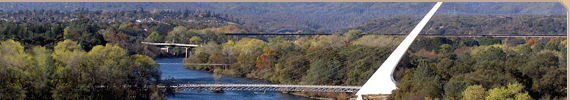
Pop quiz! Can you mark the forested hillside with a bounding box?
[0,2,565,32]
[342,15,566,35]
[0,8,241,27]
[0,39,163,99]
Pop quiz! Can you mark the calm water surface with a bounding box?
[157,58,311,100]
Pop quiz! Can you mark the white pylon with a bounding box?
[356,2,443,100]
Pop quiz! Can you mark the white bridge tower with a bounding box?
[356,2,443,100]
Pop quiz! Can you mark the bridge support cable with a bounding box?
[356,2,443,100]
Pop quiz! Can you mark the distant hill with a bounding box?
[341,15,567,35]
[0,2,566,32]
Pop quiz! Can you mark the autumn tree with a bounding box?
[462,85,486,100]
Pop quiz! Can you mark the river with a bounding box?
[157,58,312,100]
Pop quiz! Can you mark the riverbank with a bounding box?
[181,58,353,99]
[288,92,337,100]
[157,58,312,100]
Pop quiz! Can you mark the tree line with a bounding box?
[183,29,566,99]
[0,8,241,26]
[0,12,249,58]
[0,9,251,99]
[0,39,162,99]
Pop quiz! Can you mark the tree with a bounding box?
[0,39,28,99]
[0,39,30,69]
[188,36,203,44]
[64,16,106,51]
[165,26,191,43]
[462,85,486,100]
[343,30,361,43]
[51,39,88,99]
[479,47,506,61]
[412,59,431,82]
[234,38,267,75]
[462,39,479,46]
[26,46,55,99]
[518,45,532,55]
[486,83,531,100]
[533,68,566,98]
[514,93,533,100]
[127,54,161,98]
[52,39,84,67]
[305,58,342,85]
[199,28,226,44]
[444,80,469,99]
[439,44,452,53]
[312,35,345,48]
[144,31,161,42]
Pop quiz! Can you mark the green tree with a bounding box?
[144,31,161,42]
[0,39,31,68]
[188,36,203,44]
[439,44,452,53]
[486,83,530,100]
[0,39,29,99]
[26,46,56,99]
[343,30,362,43]
[51,40,88,99]
[462,85,486,100]
[165,26,190,43]
[479,47,506,61]
[127,54,161,98]
[64,17,106,51]
[514,92,533,100]
[52,40,84,66]
[412,59,431,82]
[532,67,566,99]
[305,58,342,85]
[435,57,454,79]
[444,80,469,99]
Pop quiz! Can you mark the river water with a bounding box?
[157,58,311,100]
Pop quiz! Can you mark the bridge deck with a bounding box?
[223,33,567,38]
[161,84,361,93]
[141,42,199,47]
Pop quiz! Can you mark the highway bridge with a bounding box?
[224,33,567,38]
[140,42,199,47]
[141,42,199,58]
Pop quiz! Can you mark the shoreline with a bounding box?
[287,92,335,100]
[180,60,346,99]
